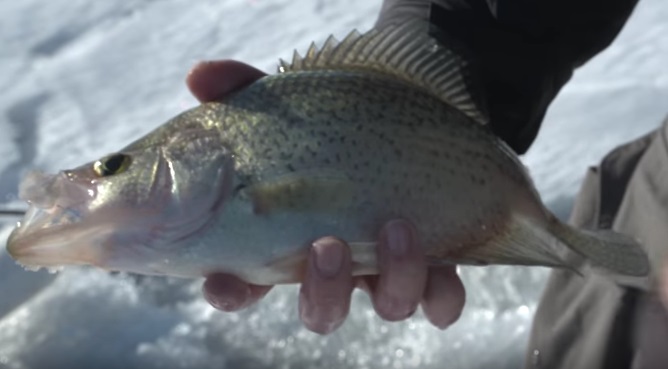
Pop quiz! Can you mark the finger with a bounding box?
[372,219,427,321]
[186,60,266,103]
[660,259,668,311]
[421,266,466,329]
[299,237,354,335]
[203,273,272,312]
[354,275,377,295]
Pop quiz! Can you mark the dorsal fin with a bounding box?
[277,19,488,125]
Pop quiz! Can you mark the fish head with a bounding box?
[7,128,234,275]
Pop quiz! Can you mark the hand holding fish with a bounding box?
[187,60,466,334]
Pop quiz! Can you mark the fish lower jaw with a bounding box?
[6,226,107,272]
[9,247,100,271]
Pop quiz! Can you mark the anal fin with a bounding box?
[445,215,578,273]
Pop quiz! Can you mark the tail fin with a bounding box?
[548,221,650,277]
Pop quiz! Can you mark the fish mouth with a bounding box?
[5,170,104,269]
[6,207,105,269]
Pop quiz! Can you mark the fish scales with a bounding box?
[6,18,650,284]
[226,70,516,252]
[148,69,514,261]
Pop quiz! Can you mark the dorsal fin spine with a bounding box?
[332,31,361,64]
[381,31,413,65]
[276,19,488,125]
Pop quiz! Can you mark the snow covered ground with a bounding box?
[0,0,666,368]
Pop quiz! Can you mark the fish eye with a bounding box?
[93,153,132,177]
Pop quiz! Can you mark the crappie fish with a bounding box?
[6,19,649,284]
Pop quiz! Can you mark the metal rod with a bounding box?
[0,210,26,217]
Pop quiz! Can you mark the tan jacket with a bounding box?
[524,117,668,369]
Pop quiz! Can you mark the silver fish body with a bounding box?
[6,20,649,283]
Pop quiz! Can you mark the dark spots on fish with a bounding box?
[336,153,341,163]
[395,148,403,158]
[469,174,490,187]
[287,164,295,172]
[279,152,293,161]
[463,149,481,159]
[369,110,384,122]
[304,143,316,155]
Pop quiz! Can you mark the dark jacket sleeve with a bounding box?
[376,0,639,154]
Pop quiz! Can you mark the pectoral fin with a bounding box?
[247,169,354,215]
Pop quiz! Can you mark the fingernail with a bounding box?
[319,319,345,335]
[376,292,417,320]
[377,295,416,321]
[205,287,250,312]
[202,276,251,312]
[212,297,239,312]
[313,239,344,278]
[385,220,411,256]
[435,315,459,330]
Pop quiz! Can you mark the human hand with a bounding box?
[187,60,466,334]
